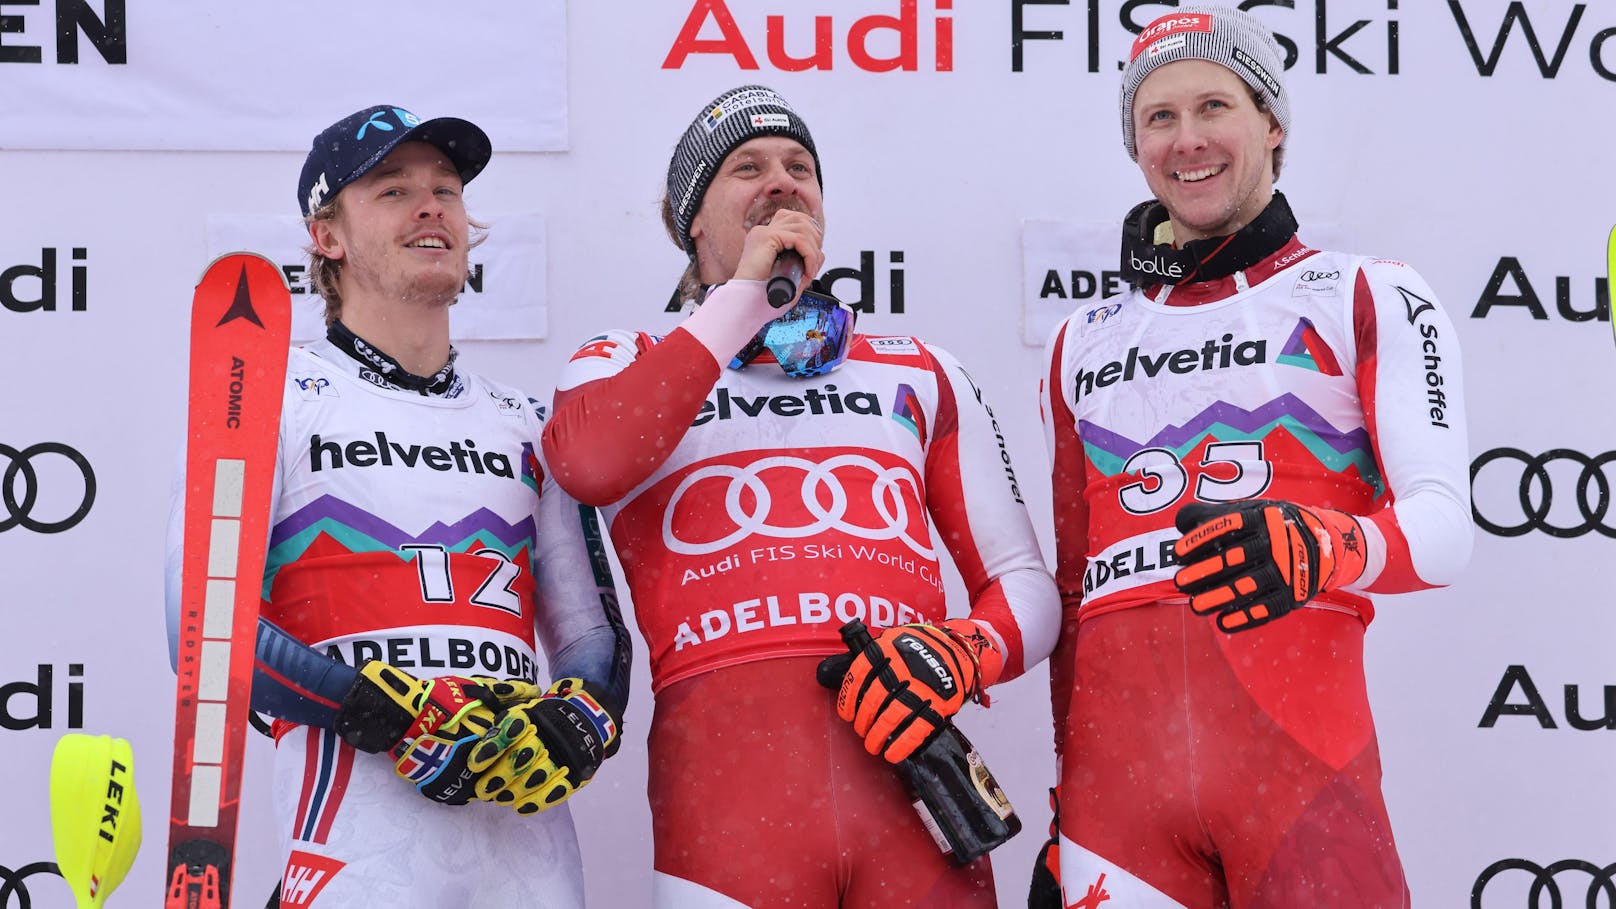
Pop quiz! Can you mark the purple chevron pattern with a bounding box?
[1079,393,1374,467]
[269,494,536,550]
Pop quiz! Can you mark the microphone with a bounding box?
[766,250,805,308]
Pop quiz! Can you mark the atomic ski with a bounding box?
[165,253,291,909]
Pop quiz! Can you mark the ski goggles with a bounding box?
[730,289,858,378]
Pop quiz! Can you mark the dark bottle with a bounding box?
[826,620,1022,865]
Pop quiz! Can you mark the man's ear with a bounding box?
[310,218,345,261]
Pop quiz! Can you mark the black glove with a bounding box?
[818,620,1003,763]
[334,661,539,805]
[1028,787,1061,908]
[467,678,623,815]
[1172,499,1367,632]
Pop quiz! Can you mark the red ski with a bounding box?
[165,253,291,909]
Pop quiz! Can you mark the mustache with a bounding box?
[745,197,811,228]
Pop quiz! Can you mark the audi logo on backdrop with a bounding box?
[0,860,61,908]
[1472,858,1616,907]
[1470,448,1616,539]
[1,443,96,534]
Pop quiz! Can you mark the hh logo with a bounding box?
[1070,872,1110,908]
[281,851,345,906]
[572,337,619,361]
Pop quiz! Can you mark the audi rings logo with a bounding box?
[0,861,62,909]
[662,454,936,558]
[1472,858,1616,907]
[2,443,95,534]
[1470,448,1616,539]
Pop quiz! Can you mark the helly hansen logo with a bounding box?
[308,432,516,477]
[1073,334,1268,402]
[281,851,344,907]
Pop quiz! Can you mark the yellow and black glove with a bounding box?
[334,661,540,805]
[819,619,1004,763]
[466,678,622,815]
[1172,499,1368,633]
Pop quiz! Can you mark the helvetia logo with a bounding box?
[1072,334,1268,402]
[692,385,882,426]
[307,433,515,477]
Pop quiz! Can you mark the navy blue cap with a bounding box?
[297,105,491,218]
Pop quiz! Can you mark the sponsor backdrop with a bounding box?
[2,1,1612,906]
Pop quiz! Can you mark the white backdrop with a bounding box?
[3,1,1614,907]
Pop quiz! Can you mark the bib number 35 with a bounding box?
[1118,441,1272,516]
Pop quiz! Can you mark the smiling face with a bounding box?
[310,141,470,310]
[688,135,824,286]
[1131,58,1283,244]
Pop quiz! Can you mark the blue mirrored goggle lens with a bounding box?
[730,291,856,377]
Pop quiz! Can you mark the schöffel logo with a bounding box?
[1472,858,1616,907]
[1073,335,1268,403]
[307,433,517,477]
[692,385,882,426]
[1470,448,1616,539]
[1397,285,1451,429]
